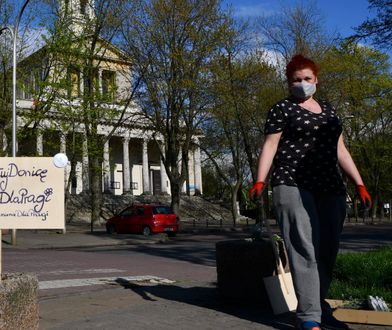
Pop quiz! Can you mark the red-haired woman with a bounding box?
[249,54,371,330]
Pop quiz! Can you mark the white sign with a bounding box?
[0,157,64,229]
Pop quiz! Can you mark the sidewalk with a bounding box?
[2,221,392,251]
[4,222,392,330]
[1,224,161,250]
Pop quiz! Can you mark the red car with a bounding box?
[106,204,179,236]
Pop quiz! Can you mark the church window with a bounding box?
[67,67,80,98]
[80,0,88,15]
[102,70,116,101]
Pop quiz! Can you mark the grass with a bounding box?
[328,246,392,304]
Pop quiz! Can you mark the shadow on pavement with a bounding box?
[84,239,220,266]
[133,244,217,266]
[114,278,294,330]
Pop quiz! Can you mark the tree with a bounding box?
[17,0,139,231]
[120,0,229,215]
[0,0,38,155]
[319,41,392,218]
[353,0,392,50]
[205,44,284,223]
[255,0,335,62]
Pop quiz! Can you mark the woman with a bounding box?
[249,54,371,330]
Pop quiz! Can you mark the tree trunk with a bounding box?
[371,196,378,223]
[230,181,241,226]
[170,181,181,218]
[90,154,103,232]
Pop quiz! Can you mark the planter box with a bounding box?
[0,273,39,330]
[216,238,288,305]
[327,299,392,326]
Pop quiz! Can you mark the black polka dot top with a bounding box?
[264,97,346,195]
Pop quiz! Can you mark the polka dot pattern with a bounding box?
[264,98,346,195]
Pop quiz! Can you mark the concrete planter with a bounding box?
[0,273,39,330]
[216,238,288,306]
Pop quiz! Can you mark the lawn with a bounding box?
[328,246,392,305]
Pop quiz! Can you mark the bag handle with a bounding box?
[257,200,291,294]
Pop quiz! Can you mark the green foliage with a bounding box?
[319,41,392,207]
[329,247,392,303]
[121,0,232,214]
[201,165,229,201]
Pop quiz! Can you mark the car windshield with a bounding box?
[152,206,173,215]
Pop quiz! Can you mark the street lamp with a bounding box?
[0,0,32,245]
[13,0,32,157]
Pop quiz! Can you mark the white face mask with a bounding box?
[290,81,316,99]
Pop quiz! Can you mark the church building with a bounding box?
[15,0,203,197]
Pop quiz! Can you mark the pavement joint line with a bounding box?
[39,275,176,290]
[42,268,125,275]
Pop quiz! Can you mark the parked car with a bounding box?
[106,204,179,236]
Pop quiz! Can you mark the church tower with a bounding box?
[59,0,95,36]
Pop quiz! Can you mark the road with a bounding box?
[3,233,229,294]
[3,227,392,330]
[7,232,286,330]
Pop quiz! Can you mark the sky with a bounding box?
[13,0,378,42]
[225,0,374,40]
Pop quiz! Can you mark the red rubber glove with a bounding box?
[356,185,372,208]
[249,181,265,200]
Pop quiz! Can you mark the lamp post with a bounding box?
[0,26,16,245]
[0,0,32,245]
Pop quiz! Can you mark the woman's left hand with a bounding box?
[356,185,372,208]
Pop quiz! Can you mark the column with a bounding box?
[193,145,202,195]
[142,138,150,194]
[122,137,131,194]
[2,132,7,154]
[76,161,83,194]
[82,138,89,191]
[103,140,111,193]
[187,149,194,195]
[160,156,168,194]
[98,69,103,94]
[80,71,84,94]
[36,132,43,156]
[178,147,186,193]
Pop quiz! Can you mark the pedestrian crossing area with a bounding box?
[39,274,175,290]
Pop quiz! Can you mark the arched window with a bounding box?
[80,0,88,15]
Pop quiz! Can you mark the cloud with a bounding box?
[261,48,284,67]
[233,4,275,18]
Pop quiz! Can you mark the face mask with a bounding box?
[290,81,316,99]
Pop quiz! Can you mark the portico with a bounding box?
[17,125,202,197]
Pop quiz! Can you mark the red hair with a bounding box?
[286,54,318,80]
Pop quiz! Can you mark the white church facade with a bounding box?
[14,0,203,197]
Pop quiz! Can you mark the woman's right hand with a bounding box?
[249,181,265,200]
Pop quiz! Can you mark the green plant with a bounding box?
[328,247,392,304]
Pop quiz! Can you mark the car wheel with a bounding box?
[107,225,116,235]
[142,226,151,236]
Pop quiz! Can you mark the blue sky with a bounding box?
[224,0,373,39]
[16,0,375,41]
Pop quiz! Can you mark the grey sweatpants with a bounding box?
[272,185,346,323]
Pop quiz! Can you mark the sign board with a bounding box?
[0,157,64,229]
